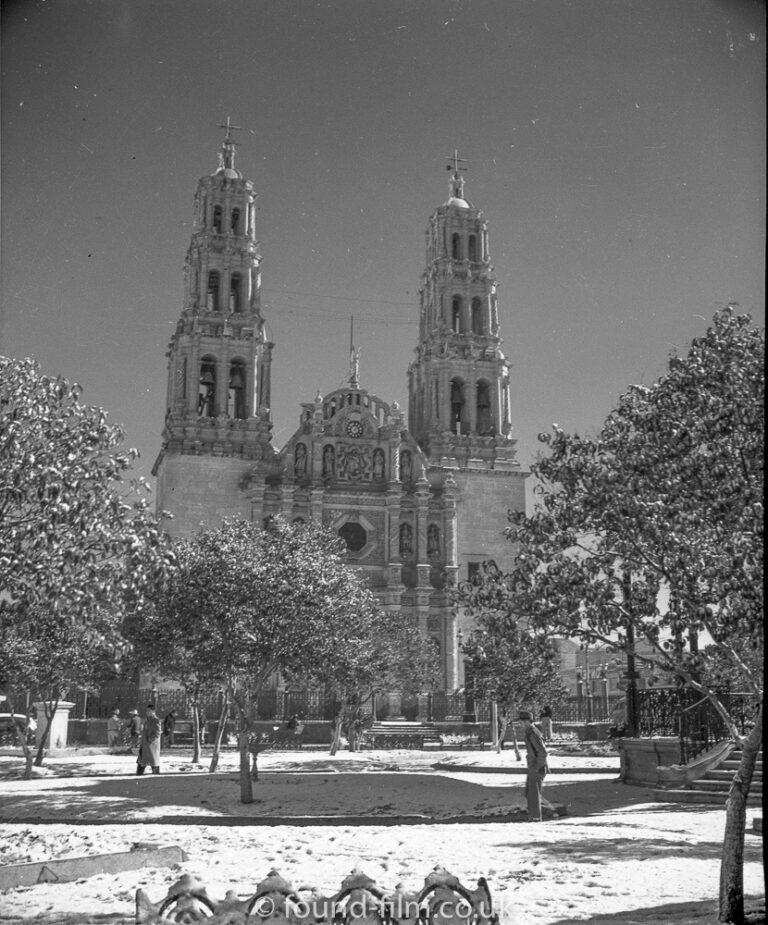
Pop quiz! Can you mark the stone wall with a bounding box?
[451,468,526,580]
[155,454,254,537]
[617,737,681,786]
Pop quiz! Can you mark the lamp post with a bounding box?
[622,572,640,737]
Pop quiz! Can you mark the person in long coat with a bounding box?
[519,710,549,821]
[136,704,161,775]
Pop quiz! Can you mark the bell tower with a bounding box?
[408,154,518,469]
[153,122,276,536]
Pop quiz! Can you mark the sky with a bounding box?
[1,0,765,496]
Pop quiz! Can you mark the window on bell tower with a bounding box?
[471,298,483,335]
[231,207,240,233]
[207,271,220,311]
[198,357,217,417]
[451,297,462,333]
[229,274,241,313]
[213,205,223,233]
[450,378,465,434]
[228,360,246,418]
[451,233,461,260]
[468,235,478,261]
[477,380,492,435]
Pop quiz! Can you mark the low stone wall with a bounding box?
[617,737,680,786]
[68,718,107,746]
[554,722,611,741]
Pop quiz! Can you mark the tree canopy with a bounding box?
[506,307,763,715]
[0,357,172,623]
[135,516,394,799]
[483,307,762,923]
[455,559,566,748]
[0,357,174,774]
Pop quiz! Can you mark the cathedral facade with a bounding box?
[153,132,527,689]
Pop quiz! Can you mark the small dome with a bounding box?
[213,166,242,179]
[445,196,469,208]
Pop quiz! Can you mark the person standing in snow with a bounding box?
[136,704,161,775]
[519,710,548,821]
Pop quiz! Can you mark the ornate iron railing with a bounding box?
[637,687,759,763]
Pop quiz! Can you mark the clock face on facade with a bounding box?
[346,419,363,438]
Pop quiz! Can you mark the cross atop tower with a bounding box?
[445,149,468,199]
[217,117,241,141]
[216,117,241,171]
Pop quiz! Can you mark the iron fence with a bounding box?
[636,687,758,763]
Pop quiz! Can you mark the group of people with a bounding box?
[105,704,181,774]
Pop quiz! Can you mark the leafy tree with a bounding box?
[0,608,119,775]
[455,560,567,754]
[304,606,441,755]
[497,308,762,924]
[0,357,174,774]
[138,516,391,802]
[127,595,225,768]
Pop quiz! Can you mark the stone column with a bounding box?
[440,367,451,431]
[466,379,477,435]
[188,339,201,415]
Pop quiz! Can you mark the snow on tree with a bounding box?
[495,307,761,924]
[0,357,173,776]
[137,516,396,803]
[455,559,568,755]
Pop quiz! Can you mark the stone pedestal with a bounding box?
[34,701,75,749]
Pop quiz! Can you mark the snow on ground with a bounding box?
[0,747,763,924]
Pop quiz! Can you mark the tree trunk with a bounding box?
[509,717,521,761]
[34,697,59,767]
[496,717,505,754]
[7,696,34,780]
[718,704,762,924]
[238,729,253,803]
[329,717,344,756]
[191,701,201,764]
[209,693,229,773]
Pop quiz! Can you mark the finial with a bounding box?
[348,315,360,388]
[444,148,468,200]
[216,117,241,171]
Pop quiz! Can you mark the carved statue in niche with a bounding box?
[322,444,335,478]
[400,450,412,481]
[399,522,413,557]
[372,448,385,481]
[337,444,371,481]
[427,524,441,561]
[294,443,307,478]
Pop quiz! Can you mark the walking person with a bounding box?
[162,709,176,748]
[126,709,142,752]
[136,704,162,775]
[107,709,121,749]
[519,710,549,821]
[539,705,553,743]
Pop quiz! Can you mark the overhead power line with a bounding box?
[262,287,415,307]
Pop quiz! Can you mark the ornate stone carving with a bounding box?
[337,444,372,481]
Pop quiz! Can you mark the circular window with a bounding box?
[339,521,367,552]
